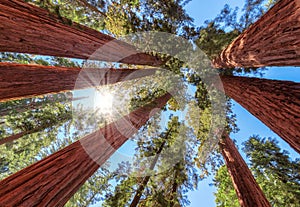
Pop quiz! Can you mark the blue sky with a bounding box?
[92,1,299,206]
[184,1,300,207]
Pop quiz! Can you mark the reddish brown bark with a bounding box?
[219,133,271,207]
[219,75,300,154]
[213,0,300,68]
[0,63,157,102]
[0,93,171,207]
[0,0,162,66]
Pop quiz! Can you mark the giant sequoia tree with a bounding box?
[1,0,298,206]
[213,0,300,68]
[0,0,162,66]
[0,93,171,207]
[0,63,157,102]
[215,135,300,207]
[219,133,270,207]
[218,75,300,153]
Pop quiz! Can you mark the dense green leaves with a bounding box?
[2,0,295,206]
[214,136,300,207]
[243,136,300,206]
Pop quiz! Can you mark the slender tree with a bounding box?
[0,95,86,117]
[218,75,300,153]
[0,0,162,66]
[213,0,300,68]
[0,111,71,145]
[219,133,271,207]
[0,63,157,102]
[130,129,171,207]
[0,93,171,207]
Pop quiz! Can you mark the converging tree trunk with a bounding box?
[213,0,300,68]
[0,0,162,66]
[0,93,171,207]
[130,130,171,207]
[219,75,300,154]
[0,63,157,102]
[219,133,271,207]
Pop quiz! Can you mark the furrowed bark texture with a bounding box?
[219,133,271,207]
[220,75,300,154]
[0,93,171,207]
[0,0,162,66]
[0,63,157,102]
[213,0,300,68]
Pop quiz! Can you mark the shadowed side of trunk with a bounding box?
[0,93,171,207]
[219,133,271,207]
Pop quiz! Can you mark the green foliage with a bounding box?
[66,167,114,207]
[101,0,196,41]
[26,0,106,30]
[103,116,199,206]
[214,136,300,207]
[0,93,73,177]
[243,136,300,206]
[0,52,81,67]
[213,165,239,207]
[195,22,240,60]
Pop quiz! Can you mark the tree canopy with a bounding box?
[0,0,298,206]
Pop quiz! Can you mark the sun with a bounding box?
[94,90,114,114]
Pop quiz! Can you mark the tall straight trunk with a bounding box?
[0,0,162,66]
[219,133,271,207]
[219,75,300,153]
[0,112,72,145]
[0,93,171,207]
[0,96,87,117]
[130,130,171,207]
[213,0,300,68]
[0,63,157,102]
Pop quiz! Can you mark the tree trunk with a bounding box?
[0,93,171,207]
[0,96,87,117]
[219,133,271,207]
[219,75,300,154]
[169,164,179,207]
[0,112,72,145]
[213,0,300,68]
[0,63,157,102]
[130,130,171,207]
[0,0,162,66]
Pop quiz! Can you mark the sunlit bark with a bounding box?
[213,0,300,68]
[0,93,171,207]
[219,75,300,153]
[0,0,162,66]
